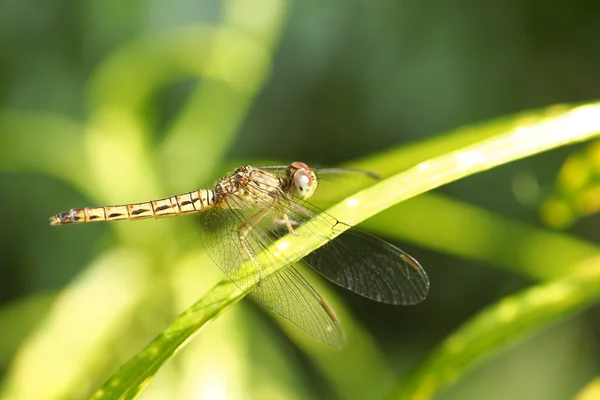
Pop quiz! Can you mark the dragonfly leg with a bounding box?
[283,213,297,235]
[237,208,270,287]
[280,213,331,240]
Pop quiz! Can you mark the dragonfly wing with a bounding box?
[250,266,343,348]
[303,225,429,305]
[199,201,343,347]
[270,196,430,305]
[199,205,267,292]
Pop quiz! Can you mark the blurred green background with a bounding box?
[0,1,599,399]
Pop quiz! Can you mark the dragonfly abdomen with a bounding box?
[49,189,216,225]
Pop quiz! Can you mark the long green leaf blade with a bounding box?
[392,256,600,400]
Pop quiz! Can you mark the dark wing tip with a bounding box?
[399,253,430,305]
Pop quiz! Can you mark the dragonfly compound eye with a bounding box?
[293,169,318,199]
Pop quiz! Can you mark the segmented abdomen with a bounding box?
[49,189,215,225]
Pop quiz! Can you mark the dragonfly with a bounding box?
[50,161,429,347]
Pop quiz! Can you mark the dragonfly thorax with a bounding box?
[215,165,284,209]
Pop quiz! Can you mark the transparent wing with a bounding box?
[259,165,380,208]
[251,266,343,348]
[263,186,430,305]
[258,165,379,180]
[199,199,343,347]
[199,202,269,292]
[302,225,429,305]
[254,165,288,176]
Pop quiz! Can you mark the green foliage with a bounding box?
[541,139,600,229]
[1,1,599,400]
[394,257,600,399]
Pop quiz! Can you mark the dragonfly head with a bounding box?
[287,161,318,200]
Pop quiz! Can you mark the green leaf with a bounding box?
[350,103,596,177]
[91,278,244,400]
[540,138,600,228]
[0,248,154,400]
[574,377,600,400]
[364,193,600,281]
[0,292,56,368]
[392,256,600,400]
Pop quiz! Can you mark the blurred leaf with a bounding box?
[86,2,288,193]
[160,0,288,190]
[170,257,314,400]
[157,25,275,190]
[90,276,244,400]
[0,248,154,400]
[85,25,266,192]
[364,193,600,281]
[541,138,600,228]
[392,256,600,400]
[0,292,55,368]
[575,377,600,400]
[349,104,588,177]
[437,318,596,400]
[0,112,89,191]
